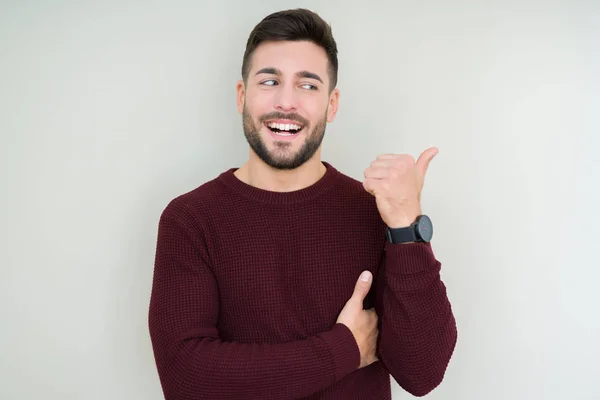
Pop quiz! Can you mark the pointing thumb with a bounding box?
[351,270,372,304]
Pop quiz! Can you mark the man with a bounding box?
[148,8,457,400]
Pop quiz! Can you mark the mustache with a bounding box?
[259,112,309,126]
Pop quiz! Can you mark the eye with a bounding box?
[260,79,278,86]
[300,83,318,90]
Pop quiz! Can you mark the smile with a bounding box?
[264,121,304,136]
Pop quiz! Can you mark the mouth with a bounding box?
[264,120,304,138]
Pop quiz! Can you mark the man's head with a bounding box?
[236,9,340,170]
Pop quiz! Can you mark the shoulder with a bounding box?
[326,164,387,239]
[158,171,231,227]
[329,165,383,221]
[333,167,377,205]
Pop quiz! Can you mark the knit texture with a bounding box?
[148,161,457,400]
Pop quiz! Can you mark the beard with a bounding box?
[242,106,327,170]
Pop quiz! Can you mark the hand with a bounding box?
[363,147,438,228]
[336,270,379,369]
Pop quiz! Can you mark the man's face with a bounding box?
[237,40,339,170]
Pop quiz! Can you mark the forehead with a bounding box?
[249,40,329,81]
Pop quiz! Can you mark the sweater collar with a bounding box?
[217,161,341,205]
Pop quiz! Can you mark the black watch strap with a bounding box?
[385,225,418,244]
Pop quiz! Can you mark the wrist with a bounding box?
[387,216,418,229]
[386,215,433,244]
[320,324,361,379]
[386,209,421,229]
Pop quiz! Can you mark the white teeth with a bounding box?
[267,122,302,131]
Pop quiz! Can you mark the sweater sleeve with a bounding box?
[373,241,458,397]
[148,204,360,400]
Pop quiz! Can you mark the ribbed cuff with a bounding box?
[385,241,439,275]
[319,323,360,383]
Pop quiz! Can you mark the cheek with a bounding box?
[245,93,273,116]
[304,98,330,120]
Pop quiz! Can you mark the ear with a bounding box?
[236,80,245,114]
[327,88,339,123]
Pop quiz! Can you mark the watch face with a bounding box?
[416,215,433,242]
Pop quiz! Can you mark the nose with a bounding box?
[274,83,298,112]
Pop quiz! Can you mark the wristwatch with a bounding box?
[385,215,433,244]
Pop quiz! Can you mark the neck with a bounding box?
[234,150,326,192]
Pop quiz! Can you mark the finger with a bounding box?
[376,154,401,160]
[370,159,394,168]
[371,157,412,169]
[362,179,378,196]
[363,179,388,197]
[350,270,373,305]
[367,308,378,317]
[364,167,389,179]
[416,147,438,179]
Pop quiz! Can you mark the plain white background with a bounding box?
[1,0,599,399]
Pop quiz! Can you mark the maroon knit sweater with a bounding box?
[148,161,457,400]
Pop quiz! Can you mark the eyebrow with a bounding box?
[255,67,324,84]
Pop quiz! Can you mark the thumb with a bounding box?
[416,147,439,179]
[350,270,373,305]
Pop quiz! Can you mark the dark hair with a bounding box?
[241,8,338,92]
